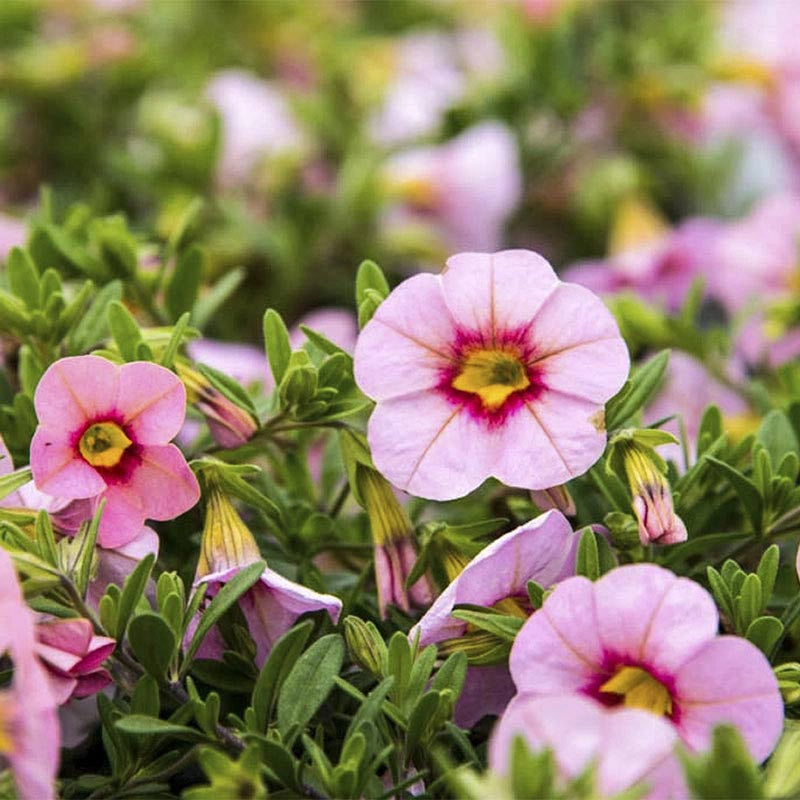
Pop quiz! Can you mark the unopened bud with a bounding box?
[344,616,386,677]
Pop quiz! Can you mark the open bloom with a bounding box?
[509,564,783,761]
[0,550,60,800]
[489,694,685,800]
[34,617,115,705]
[30,355,200,547]
[354,250,629,500]
[189,481,341,666]
[410,510,580,727]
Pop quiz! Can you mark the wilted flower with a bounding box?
[410,510,580,727]
[0,549,60,800]
[354,250,629,500]
[489,694,685,800]
[382,122,522,253]
[30,355,200,547]
[510,564,783,761]
[189,480,341,666]
[34,617,115,705]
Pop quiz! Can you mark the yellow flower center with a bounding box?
[600,665,673,716]
[451,349,530,411]
[78,422,132,468]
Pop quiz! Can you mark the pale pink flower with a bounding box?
[489,694,685,800]
[30,355,200,547]
[206,69,306,187]
[510,564,783,761]
[382,121,522,252]
[0,213,26,261]
[291,307,358,353]
[410,510,580,726]
[354,250,629,500]
[0,550,60,800]
[187,340,269,388]
[34,617,115,705]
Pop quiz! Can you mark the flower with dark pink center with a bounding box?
[353,250,630,500]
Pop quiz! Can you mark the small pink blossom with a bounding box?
[489,694,685,800]
[509,564,783,761]
[34,617,115,705]
[354,250,629,500]
[0,549,60,800]
[30,355,200,547]
[410,510,580,726]
[382,122,522,253]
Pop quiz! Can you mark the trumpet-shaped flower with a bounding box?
[509,564,783,761]
[34,618,115,705]
[410,510,580,726]
[489,694,685,800]
[0,550,60,800]
[30,356,200,547]
[354,250,629,500]
[189,482,341,666]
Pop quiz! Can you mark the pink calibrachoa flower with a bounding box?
[0,549,60,800]
[410,510,581,727]
[188,480,341,666]
[354,250,630,500]
[509,564,783,761]
[34,617,115,705]
[30,355,200,547]
[381,122,522,253]
[489,694,685,800]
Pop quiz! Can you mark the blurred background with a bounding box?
[0,0,798,358]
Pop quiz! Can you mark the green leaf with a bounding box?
[755,545,779,608]
[706,456,764,534]
[75,503,103,596]
[7,247,40,309]
[745,616,783,657]
[706,566,735,621]
[192,268,246,330]
[166,246,204,321]
[165,197,204,257]
[735,573,762,633]
[107,300,142,362]
[277,634,344,743]
[69,280,122,354]
[575,527,600,580]
[0,467,32,503]
[182,561,265,671]
[160,312,192,369]
[115,552,156,639]
[115,715,205,742]
[251,620,314,731]
[430,651,467,700]
[450,607,524,641]
[355,260,389,312]
[263,308,292,385]
[756,409,799,466]
[605,349,669,431]
[128,613,176,681]
[131,674,160,718]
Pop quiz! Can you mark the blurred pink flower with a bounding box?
[489,694,685,800]
[34,618,115,705]
[291,307,359,353]
[206,69,306,187]
[0,549,60,800]
[30,356,200,547]
[187,340,269,388]
[354,250,629,500]
[510,564,783,761]
[410,510,580,727]
[0,214,26,261]
[382,121,522,252]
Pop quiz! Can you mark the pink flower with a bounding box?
[354,250,629,500]
[509,564,783,761]
[30,355,200,547]
[410,510,580,726]
[188,481,341,666]
[382,122,522,252]
[0,213,26,261]
[291,307,359,354]
[489,694,685,800]
[187,340,269,388]
[0,549,60,800]
[34,617,115,705]
[206,69,306,187]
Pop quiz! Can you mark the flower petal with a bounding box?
[367,390,498,499]
[98,486,146,548]
[440,250,559,337]
[354,273,456,402]
[119,362,187,444]
[34,355,119,433]
[509,576,603,695]
[30,428,106,499]
[453,665,516,728]
[128,444,201,521]
[675,636,783,762]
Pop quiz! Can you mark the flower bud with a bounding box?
[344,616,386,677]
[621,443,687,547]
[530,484,576,516]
